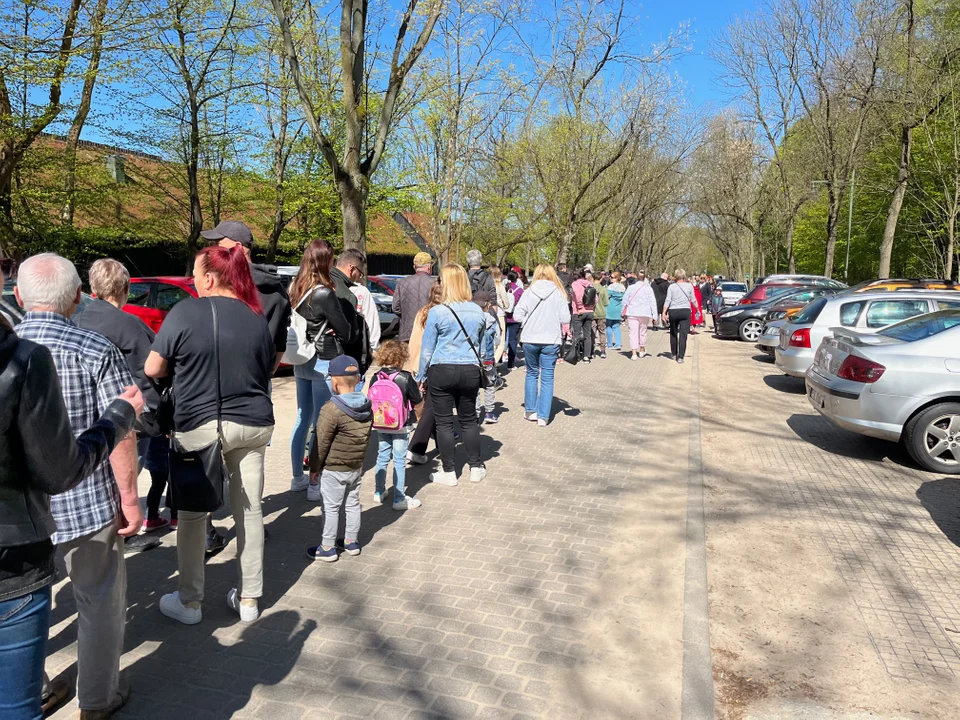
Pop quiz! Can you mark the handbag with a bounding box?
[445,304,491,389]
[168,300,227,513]
[561,332,582,365]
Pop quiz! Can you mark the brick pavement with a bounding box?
[701,334,960,717]
[47,328,691,720]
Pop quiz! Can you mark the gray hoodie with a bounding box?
[513,280,571,346]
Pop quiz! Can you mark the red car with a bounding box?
[738,283,813,305]
[124,276,197,332]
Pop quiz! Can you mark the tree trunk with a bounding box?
[267,180,284,264]
[824,195,839,279]
[185,103,204,267]
[60,0,108,226]
[879,125,913,278]
[556,226,575,265]
[0,144,16,258]
[785,216,796,273]
[947,198,957,281]
[339,173,367,253]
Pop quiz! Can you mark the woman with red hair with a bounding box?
[145,245,274,625]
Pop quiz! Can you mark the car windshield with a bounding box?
[877,310,960,342]
[721,283,746,293]
[378,277,398,292]
[793,296,827,323]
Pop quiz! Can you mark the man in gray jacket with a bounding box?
[393,252,435,342]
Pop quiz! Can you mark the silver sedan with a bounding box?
[805,310,960,473]
[757,319,784,355]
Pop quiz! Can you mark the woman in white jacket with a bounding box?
[621,277,658,360]
[512,265,571,426]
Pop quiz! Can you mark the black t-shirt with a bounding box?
[152,296,274,432]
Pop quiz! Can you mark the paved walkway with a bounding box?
[47,329,694,720]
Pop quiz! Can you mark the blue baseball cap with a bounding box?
[328,355,360,377]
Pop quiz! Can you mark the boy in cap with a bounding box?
[472,290,501,424]
[306,355,373,562]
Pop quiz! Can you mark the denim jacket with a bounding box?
[416,302,487,381]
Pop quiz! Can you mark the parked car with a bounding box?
[776,290,960,378]
[3,278,93,325]
[368,275,398,296]
[124,276,198,332]
[738,282,837,306]
[757,319,786,355]
[758,274,847,289]
[843,278,960,294]
[716,287,835,342]
[805,310,960,473]
[717,281,748,307]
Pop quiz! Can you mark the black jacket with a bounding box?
[652,278,670,311]
[0,326,135,601]
[295,284,353,361]
[252,264,292,355]
[332,267,369,373]
[467,269,497,308]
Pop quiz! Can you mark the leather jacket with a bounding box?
[295,285,354,360]
[0,326,135,600]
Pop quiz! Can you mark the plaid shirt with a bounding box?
[17,312,134,543]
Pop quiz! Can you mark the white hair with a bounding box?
[466,249,483,268]
[17,253,82,315]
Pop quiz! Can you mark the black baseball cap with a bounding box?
[200,220,254,248]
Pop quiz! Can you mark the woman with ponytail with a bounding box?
[145,245,275,625]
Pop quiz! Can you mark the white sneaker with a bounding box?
[227,588,259,623]
[290,476,309,492]
[538,419,547,427]
[159,592,201,625]
[393,497,423,511]
[407,451,428,465]
[524,412,537,422]
[373,491,384,504]
[307,482,322,502]
[639,351,649,358]
[430,470,459,486]
[470,466,487,483]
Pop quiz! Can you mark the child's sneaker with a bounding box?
[373,491,384,504]
[290,476,309,492]
[393,497,422,511]
[307,482,322,502]
[343,541,361,556]
[307,545,338,562]
[484,413,498,424]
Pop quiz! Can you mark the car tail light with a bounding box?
[837,355,886,383]
[788,328,811,348]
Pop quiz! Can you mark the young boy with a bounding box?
[473,290,501,424]
[306,355,373,563]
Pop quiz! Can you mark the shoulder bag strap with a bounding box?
[445,304,483,368]
[524,295,547,323]
[211,299,223,440]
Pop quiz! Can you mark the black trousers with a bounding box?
[571,312,594,359]
[429,364,482,472]
[668,308,691,359]
[409,387,435,456]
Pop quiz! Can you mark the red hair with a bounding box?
[196,246,263,315]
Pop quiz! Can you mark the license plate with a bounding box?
[809,386,825,408]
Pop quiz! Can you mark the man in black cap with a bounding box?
[200,220,291,370]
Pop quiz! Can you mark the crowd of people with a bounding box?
[0,219,718,719]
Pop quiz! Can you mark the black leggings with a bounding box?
[668,308,691,359]
[429,364,482,472]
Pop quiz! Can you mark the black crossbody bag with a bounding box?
[445,304,492,389]
[168,300,227,513]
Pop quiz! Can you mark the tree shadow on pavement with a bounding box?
[917,478,960,548]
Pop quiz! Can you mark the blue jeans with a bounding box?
[524,344,559,422]
[375,429,410,501]
[505,323,520,367]
[605,320,622,348]
[290,358,332,479]
[0,586,51,720]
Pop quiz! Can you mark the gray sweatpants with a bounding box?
[321,469,362,547]
[57,520,126,710]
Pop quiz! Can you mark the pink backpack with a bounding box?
[369,371,410,431]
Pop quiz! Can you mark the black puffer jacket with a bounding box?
[295,284,354,361]
[0,325,136,601]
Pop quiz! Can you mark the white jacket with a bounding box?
[622,281,658,318]
[513,280,571,346]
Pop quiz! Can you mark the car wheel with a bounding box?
[738,318,763,342]
[904,403,960,474]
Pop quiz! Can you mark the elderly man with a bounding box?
[466,249,496,305]
[15,253,141,719]
[392,251,435,342]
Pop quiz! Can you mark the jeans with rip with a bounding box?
[290,358,331,479]
[605,320,622,348]
[524,343,559,421]
[375,429,410,501]
[0,586,51,720]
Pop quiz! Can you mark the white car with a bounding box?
[718,282,747,306]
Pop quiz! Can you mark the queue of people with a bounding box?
[0,221,715,719]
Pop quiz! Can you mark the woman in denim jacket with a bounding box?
[416,264,488,486]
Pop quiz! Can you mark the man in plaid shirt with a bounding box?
[15,254,141,718]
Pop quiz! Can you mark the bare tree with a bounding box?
[271,0,443,257]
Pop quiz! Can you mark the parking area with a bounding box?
[701,333,960,718]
